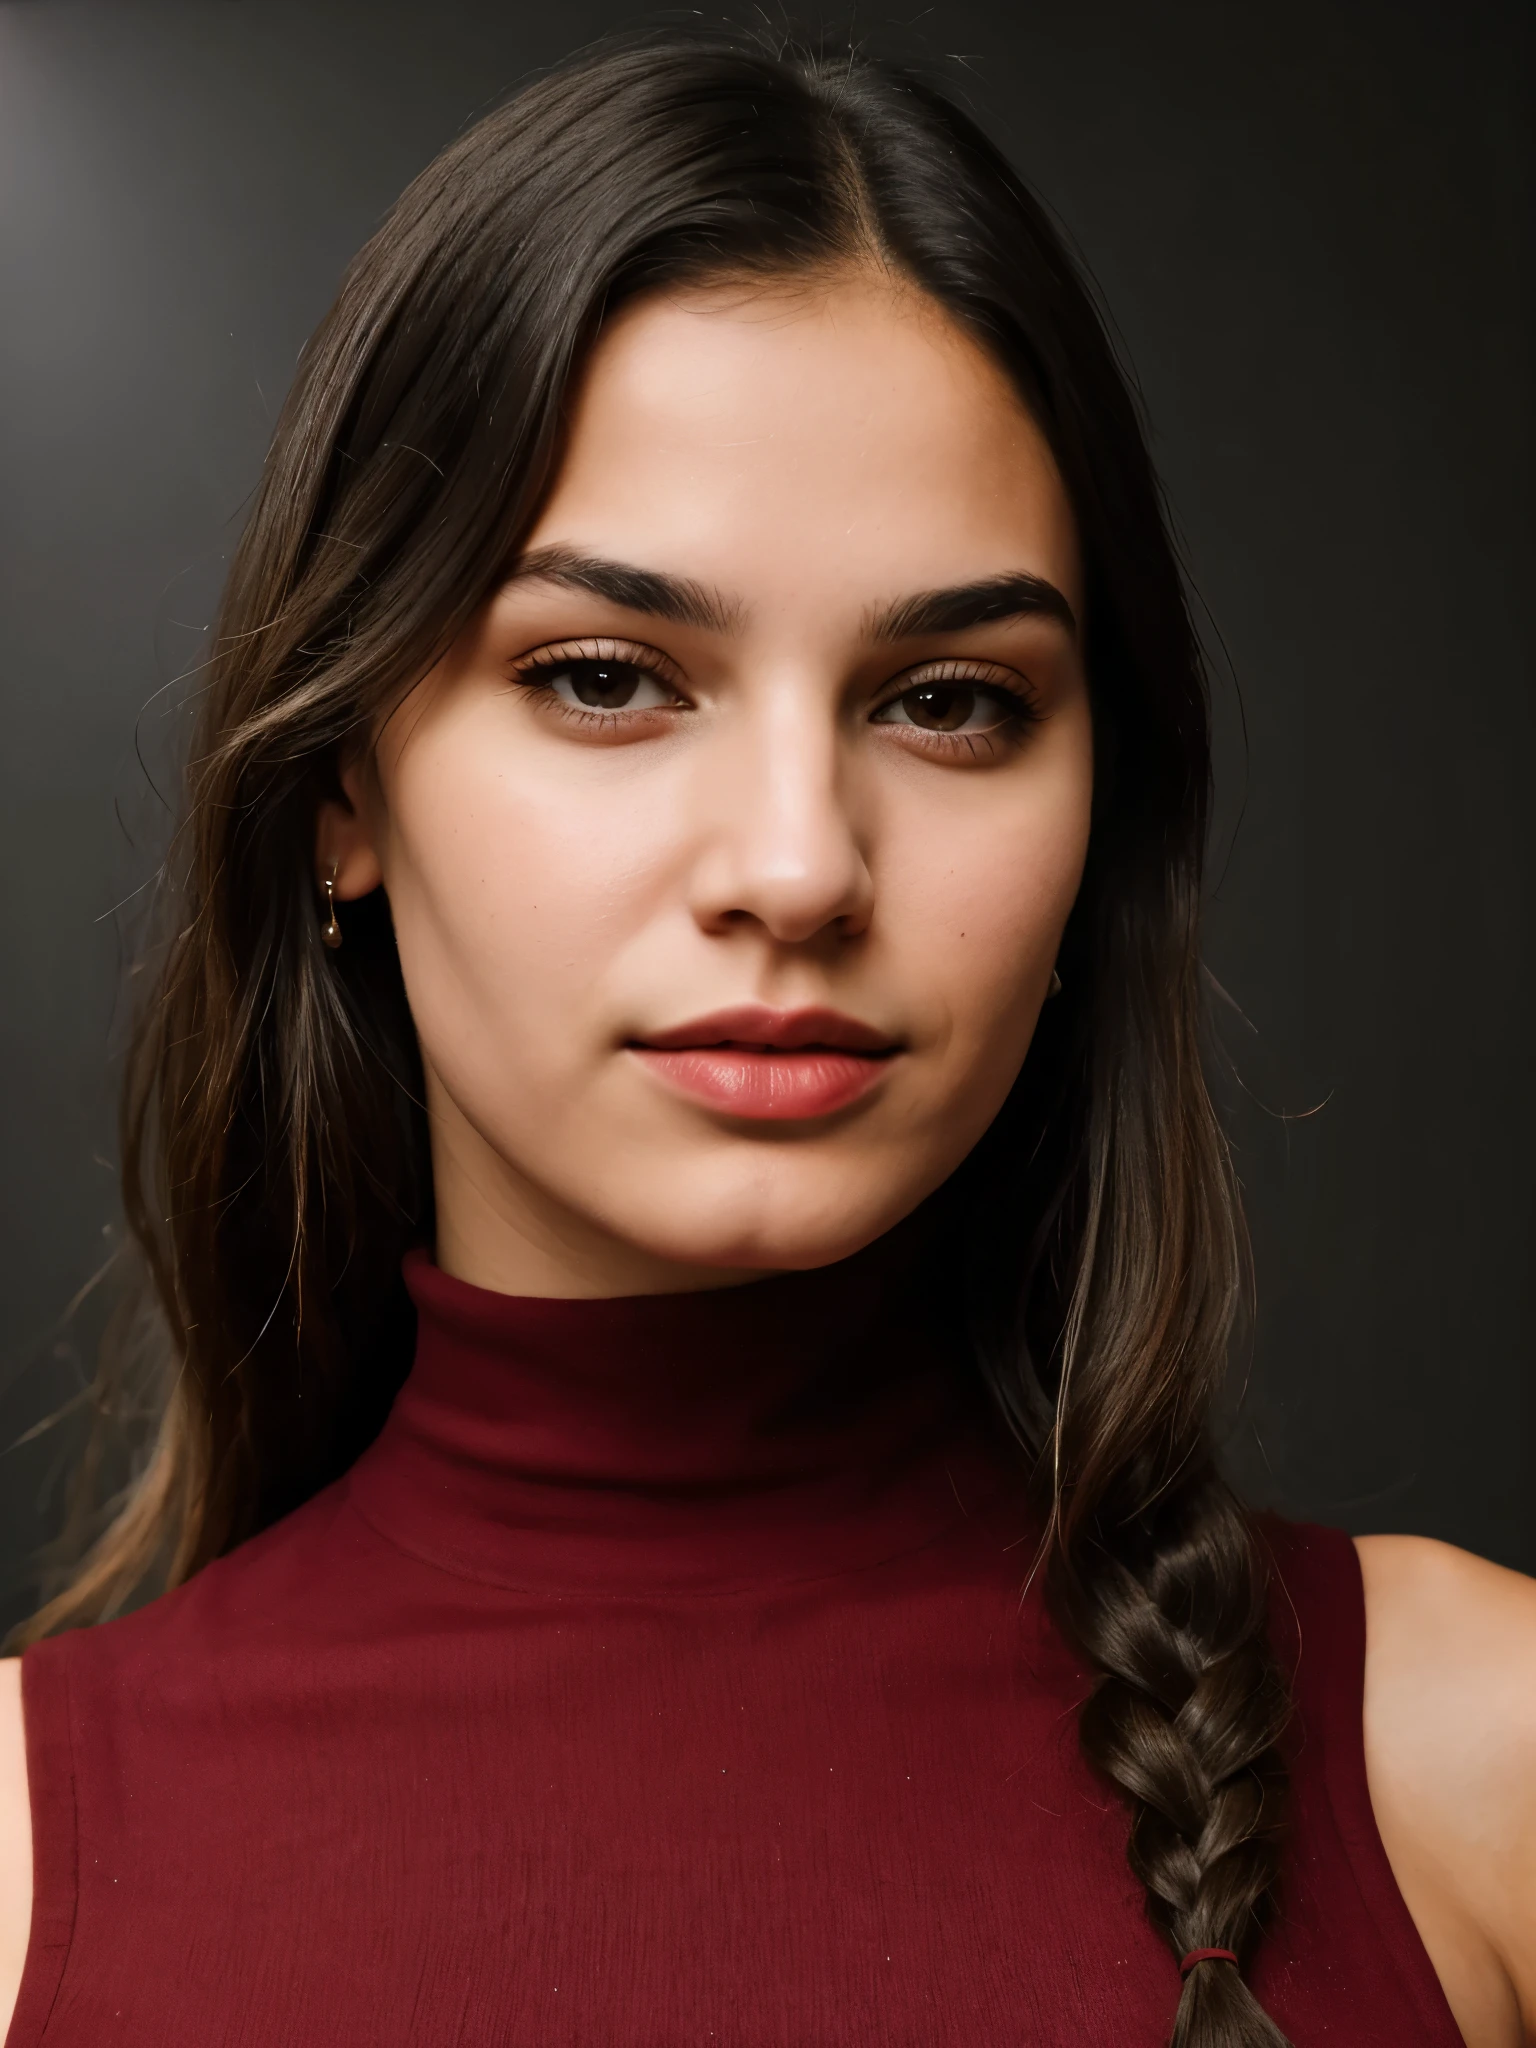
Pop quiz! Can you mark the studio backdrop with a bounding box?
[0,0,1530,1634]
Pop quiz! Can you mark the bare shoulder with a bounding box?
[0,1657,31,2038]
[1355,1534,1536,2048]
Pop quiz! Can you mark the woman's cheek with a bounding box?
[401,784,681,1117]
[891,799,1085,1044]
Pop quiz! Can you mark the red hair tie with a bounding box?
[1180,1948,1239,1976]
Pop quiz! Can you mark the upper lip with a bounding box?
[629,1004,900,1056]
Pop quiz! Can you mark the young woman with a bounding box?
[0,31,1532,2048]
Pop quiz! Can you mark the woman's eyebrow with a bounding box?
[502,551,1075,643]
[505,545,742,633]
[866,572,1077,641]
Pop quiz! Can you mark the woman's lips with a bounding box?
[631,1046,892,1118]
[628,1005,899,1121]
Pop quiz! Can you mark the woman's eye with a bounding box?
[873,682,1017,734]
[540,658,675,712]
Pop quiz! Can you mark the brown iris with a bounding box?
[901,684,979,731]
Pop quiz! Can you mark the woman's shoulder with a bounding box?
[1248,1516,1535,2043]
[1356,1533,1536,2046]
[1,1659,30,2038]
[1355,1529,1536,1703]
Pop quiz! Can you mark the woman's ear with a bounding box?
[315,758,385,901]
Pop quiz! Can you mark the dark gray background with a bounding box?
[1,0,1530,1632]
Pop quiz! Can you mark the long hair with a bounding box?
[16,32,1290,2047]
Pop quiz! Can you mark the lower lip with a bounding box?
[630,1047,893,1120]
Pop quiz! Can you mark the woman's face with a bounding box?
[323,272,1094,1296]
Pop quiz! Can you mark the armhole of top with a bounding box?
[1266,1520,1465,2037]
[4,1643,79,2048]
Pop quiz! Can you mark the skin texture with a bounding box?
[324,276,1095,1299]
[1357,1535,1536,2044]
[0,276,1532,2039]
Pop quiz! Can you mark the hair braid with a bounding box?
[962,794,1297,2042]
[1055,1472,1292,2046]
[991,898,1298,2044]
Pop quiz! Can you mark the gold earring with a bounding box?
[320,864,343,950]
[1048,967,1063,996]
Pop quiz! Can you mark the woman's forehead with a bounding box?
[530,276,1083,624]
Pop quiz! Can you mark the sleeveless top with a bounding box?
[8,1235,1463,2046]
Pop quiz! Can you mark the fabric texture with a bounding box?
[9,1235,1463,2045]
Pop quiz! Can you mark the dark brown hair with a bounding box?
[18,31,1291,2047]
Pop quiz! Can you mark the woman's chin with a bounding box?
[602,1192,912,1282]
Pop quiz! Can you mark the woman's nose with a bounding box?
[685,689,875,946]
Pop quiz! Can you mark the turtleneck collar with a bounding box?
[346,1215,1022,1597]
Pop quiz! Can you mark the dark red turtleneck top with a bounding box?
[10,1240,1461,2046]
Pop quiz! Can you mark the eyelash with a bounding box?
[508,639,685,731]
[869,658,1044,757]
[507,639,1044,754]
